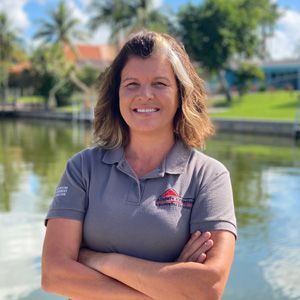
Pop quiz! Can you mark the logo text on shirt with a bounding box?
[156,188,194,209]
[55,186,68,197]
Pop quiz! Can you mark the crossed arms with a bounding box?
[42,218,235,300]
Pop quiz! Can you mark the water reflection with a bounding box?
[0,214,45,299]
[259,168,300,299]
[0,119,92,212]
[0,119,299,300]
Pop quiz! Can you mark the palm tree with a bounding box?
[88,0,171,48]
[34,0,85,50]
[33,0,90,109]
[0,13,21,102]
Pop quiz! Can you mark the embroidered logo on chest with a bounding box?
[156,188,194,209]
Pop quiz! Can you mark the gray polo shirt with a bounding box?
[46,140,237,262]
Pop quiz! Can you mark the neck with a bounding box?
[126,131,175,159]
[124,131,175,177]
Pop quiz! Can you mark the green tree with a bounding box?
[234,63,265,97]
[30,44,73,108]
[88,0,171,48]
[178,0,279,102]
[0,13,24,102]
[30,44,72,108]
[33,0,85,49]
[33,0,91,109]
[77,66,100,87]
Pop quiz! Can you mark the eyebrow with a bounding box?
[121,76,171,83]
[121,77,137,83]
[154,76,171,82]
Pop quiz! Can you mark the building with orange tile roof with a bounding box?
[9,44,117,75]
[64,44,117,70]
[9,62,31,74]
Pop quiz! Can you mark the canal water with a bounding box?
[0,118,299,300]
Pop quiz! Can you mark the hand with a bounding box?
[176,231,214,263]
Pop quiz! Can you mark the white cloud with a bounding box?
[267,8,300,60]
[152,0,163,9]
[0,0,30,30]
[89,24,111,45]
[79,0,92,6]
[68,0,89,25]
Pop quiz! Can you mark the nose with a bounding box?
[138,84,153,100]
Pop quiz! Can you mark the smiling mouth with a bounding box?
[133,108,160,113]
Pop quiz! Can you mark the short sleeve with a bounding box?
[45,153,88,225]
[190,169,237,238]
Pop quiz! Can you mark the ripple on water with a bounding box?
[0,213,45,300]
[260,247,300,299]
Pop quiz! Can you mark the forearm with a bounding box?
[91,253,220,300]
[42,257,151,300]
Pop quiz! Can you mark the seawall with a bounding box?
[0,110,298,138]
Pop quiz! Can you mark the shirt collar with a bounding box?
[102,146,124,165]
[163,139,192,174]
[102,139,192,175]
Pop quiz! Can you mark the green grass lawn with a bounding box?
[14,96,45,104]
[210,90,300,121]
[0,95,45,104]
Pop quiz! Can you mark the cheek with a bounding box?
[119,88,135,105]
[119,93,132,124]
[118,91,126,118]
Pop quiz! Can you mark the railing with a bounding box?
[0,102,44,112]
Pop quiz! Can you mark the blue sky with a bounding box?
[1,0,300,60]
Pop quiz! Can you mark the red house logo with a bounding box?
[156,188,194,209]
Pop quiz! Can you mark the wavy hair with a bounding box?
[93,31,214,149]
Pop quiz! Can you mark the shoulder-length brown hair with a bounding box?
[93,30,214,149]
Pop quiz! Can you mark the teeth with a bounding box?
[135,108,158,113]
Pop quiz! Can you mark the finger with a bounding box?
[197,253,207,263]
[177,231,201,261]
[183,231,201,250]
[188,239,214,262]
[181,232,211,261]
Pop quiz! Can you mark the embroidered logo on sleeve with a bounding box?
[55,186,69,197]
[156,188,194,209]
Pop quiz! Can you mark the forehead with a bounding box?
[121,55,175,79]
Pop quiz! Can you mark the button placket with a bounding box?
[139,180,146,201]
[116,159,141,205]
[126,179,142,205]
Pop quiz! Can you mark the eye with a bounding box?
[125,82,139,89]
[153,82,167,87]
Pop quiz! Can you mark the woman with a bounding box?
[42,31,237,299]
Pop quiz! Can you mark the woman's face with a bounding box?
[119,54,179,136]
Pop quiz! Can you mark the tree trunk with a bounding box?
[69,71,90,94]
[218,69,232,103]
[69,71,93,109]
[47,80,65,110]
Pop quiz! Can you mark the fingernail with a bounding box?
[205,239,213,247]
[194,231,201,236]
[204,232,210,238]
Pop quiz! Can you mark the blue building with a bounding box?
[261,59,300,90]
[221,59,300,92]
